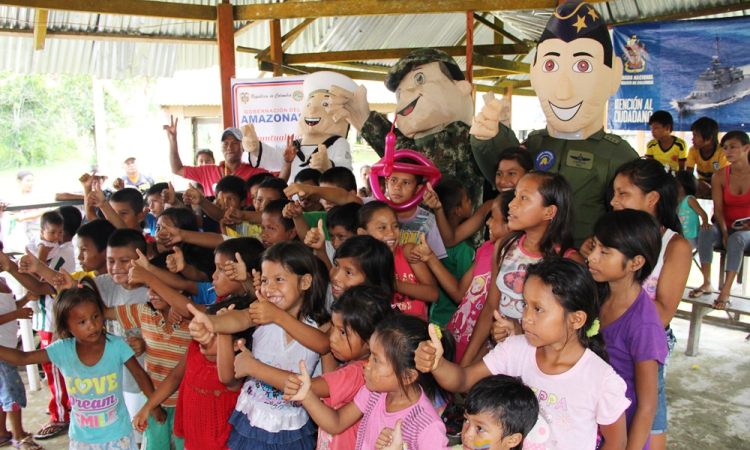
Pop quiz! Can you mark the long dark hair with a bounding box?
[261,241,330,326]
[615,158,682,234]
[498,172,574,262]
[55,277,109,340]
[525,258,609,363]
[593,210,662,301]
[357,201,397,231]
[374,314,454,402]
[333,235,395,298]
[331,285,394,349]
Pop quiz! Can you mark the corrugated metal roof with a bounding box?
[0,0,748,79]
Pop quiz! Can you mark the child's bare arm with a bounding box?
[126,356,157,399]
[129,265,204,317]
[248,293,331,354]
[217,334,243,390]
[599,414,627,450]
[199,308,254,335]
[302,219,331,270]
[132,352,187,431]
[285,184,362,207]
[413,234,475,303]
[36,245,52,266]
[0,307,33,326]
[0,346,50,366]
[159,224,225,249]
[88,186,129,229]
[686,196,711,229]
[133,248,200,295]
[286,361,363,435]
[18,250,60,285]
[399,243,439,303]
[0,253,54,296]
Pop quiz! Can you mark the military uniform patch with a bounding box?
[566,150,594,169]
[536,150,556,170]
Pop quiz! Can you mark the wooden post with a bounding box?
[466,12,475,102]
[270,19,283,77]
[33,9,48,50]
[217,2,236,129]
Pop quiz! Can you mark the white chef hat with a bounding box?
[303,71,359,98]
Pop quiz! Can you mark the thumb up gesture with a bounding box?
[309,144,332,172]
[241,124,259,155]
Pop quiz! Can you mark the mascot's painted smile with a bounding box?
[549,101,582,122]
[398,96,421,116]
[305,117,321,126]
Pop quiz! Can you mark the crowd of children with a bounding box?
[0,109,744,450]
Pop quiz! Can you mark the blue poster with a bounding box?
[608,16,750,131]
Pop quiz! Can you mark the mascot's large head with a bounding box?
[297,71,358,141]
[384,48,474,139]
[531,0,623,139]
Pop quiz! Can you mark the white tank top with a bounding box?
[642,229,678,302]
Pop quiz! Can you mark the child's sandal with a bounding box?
[11,437,44,450]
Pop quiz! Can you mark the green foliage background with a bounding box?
[0,72,127,169]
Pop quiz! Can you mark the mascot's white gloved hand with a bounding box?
[470,92,507,140]
[309,144,332,172]
[327,84,370,132]
[241,124,259,155]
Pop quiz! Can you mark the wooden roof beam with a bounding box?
[473,13,523,44]
[235,21,262,38]
[235,0,610,21]
[2,0,216,21]
[255,18,316,61]
[259,61,387,82]
[476,84,535,96]
[267,43,529,64]
[0,27,217,45]
[33,8,47,50]
[473,54,530,74]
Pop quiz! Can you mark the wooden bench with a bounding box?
[681,288,750,356]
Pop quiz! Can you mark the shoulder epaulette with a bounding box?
[603,133,622,144]
[528,129,545,137]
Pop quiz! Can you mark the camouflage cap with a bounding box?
[384,48,465,92]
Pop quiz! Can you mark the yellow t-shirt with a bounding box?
[646,137,688,171]
[225,222,262,239]
[686,146,729,182]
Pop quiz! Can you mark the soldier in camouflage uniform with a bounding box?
[328,48,484,208]
[471,0,638,247]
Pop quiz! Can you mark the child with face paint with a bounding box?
[285,314,453,450]
[377,375,539,450]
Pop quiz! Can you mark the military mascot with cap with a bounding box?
[326,48,484,207]
[242,71,358,181]
[471,0,638,247]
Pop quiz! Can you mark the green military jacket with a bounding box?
[471,124,638,246]
[361,111,484,208]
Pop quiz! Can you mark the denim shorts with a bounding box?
[0,360,26,412]
[652,326,676,434]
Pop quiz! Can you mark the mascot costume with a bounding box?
[242,71,357,180]
[327,48,485,206]
[471,0,638,246]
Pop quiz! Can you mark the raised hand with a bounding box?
[409,232,433,263]
[375,419,404,450]
[222,207,244,226]
[111,178,125,191]
[128,264,151,286]
[241,124,259,154]
[0,252,13,273]
[470,92,505,140]
[303,219,325,250]
[18,249,41,274]
[328,84,370,131]
[248,290,281,325]
[161,181,177,206]
[414,323,444,373]
[182,185,204,208]
[283,135,296,163]
[132,249,151,270]
[282,201,303,220]
[52,268,76,292]
[251,269,261,291]
[286,360,312,402]
[421,182,442,210]
[126,337,146,357]
[166,247,185,274]
[163,115,178,142]
[79,173,95,191]
[15,307,33,320]
[157,223,182,247]
[166,307,184,327]
[87,184,107,209]
[309,144,332,172]
[491,310,515,343]
[187,304,215,345]
[233,339,256,378]
[224,252,248,282]
[283,183,308,202]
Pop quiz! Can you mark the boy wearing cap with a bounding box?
[121,157,155,192]
[164,117,269,196]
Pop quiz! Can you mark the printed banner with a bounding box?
[231,76,307,145]
[608,16,750,131]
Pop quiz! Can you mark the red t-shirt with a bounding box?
[182,162,269,196]
[318,360,366,450]
[393,246,428,321]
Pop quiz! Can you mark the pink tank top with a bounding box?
[393,246,428,321]
[723,165,750,227]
